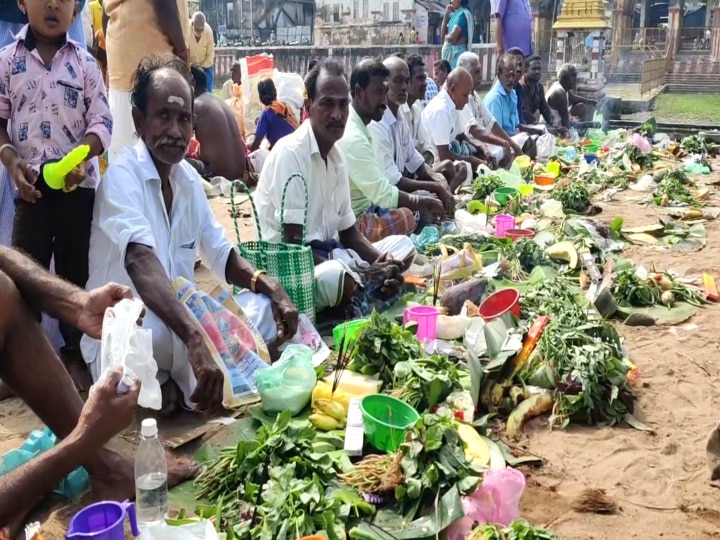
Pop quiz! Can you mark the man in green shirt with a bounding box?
[338,59,444,243]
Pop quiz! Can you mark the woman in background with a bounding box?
[441,0,474,69]
[249,78,298,152]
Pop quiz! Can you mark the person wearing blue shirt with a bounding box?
[507,47,525,123]
[483,55,542,157]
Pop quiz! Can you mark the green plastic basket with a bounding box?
[332,319,369,349]
[360,394,420,452]
[231,174,316,322]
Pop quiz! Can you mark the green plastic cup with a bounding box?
[332,319,369,349]
[360,394,420,452]
[494,187,519,205]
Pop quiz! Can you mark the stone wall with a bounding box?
[213,43,498,83]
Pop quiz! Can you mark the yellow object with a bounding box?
[546,161,561,177]
[309,413,341,431]
[506,392,554,441]
[518,184,534,197]
[313,398,346,424]
[43,144,90,190]
[514,155,531,171]
[250,269,267,293]
[457,422,491,467]
[553,0,607,29]
[545,241,579,269]
[322,371,382,397]
[312,381,352,416]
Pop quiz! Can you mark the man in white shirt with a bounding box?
[254,58,412,317]
[369,56,454,213]
[456,51,522,166]
[81,55,298,415]
[422,68,487,171]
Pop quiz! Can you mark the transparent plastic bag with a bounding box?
[139,520,220,540]
[99,298,161,410]
[446,467,526,540]
[255,344,316,416]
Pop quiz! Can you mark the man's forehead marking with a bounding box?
[167,96,185,106]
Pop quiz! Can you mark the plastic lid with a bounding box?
[141,418,158,438]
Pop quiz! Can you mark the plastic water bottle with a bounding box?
[134,418,168,525]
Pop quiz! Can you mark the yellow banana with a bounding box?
[314,398,347,424]
[309,413,341,431]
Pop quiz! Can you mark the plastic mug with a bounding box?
[66,500,139,540]
[494,214,515,238]
[546,161,560,177]
[403,305,440,341]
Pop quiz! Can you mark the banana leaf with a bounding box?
[348,485,464,539]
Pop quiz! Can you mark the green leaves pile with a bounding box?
[552,181,590,213]
[500,239,552,281]
[680,134,717,156]
[520,278,633,428]
[468,520,558,540]
[348,311,422,387]
[472,173,504,200]
[397,414,480,510]
[392,355,464,412]
[611,268,661,307]
[194,411,373,540]
[652,169,703,207]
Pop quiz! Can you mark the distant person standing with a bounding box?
[495,0,532,57]
[189,12,215,91]
[441,0,474,69]
[104,0,190,162]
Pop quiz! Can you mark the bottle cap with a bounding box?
[141,418,158,438]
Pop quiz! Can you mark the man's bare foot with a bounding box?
[88,449,199,502]
[0,381,14,401]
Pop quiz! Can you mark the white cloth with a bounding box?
[369,107,425,185]
[422,89,465,161]
[459,91,496,133]
[108,90,138,163]
[81,140,269,408]
[255,120,356,244]
[315,235,417,311]
[399,101,435,157]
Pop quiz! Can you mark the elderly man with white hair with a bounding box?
[189,12,216,91]
[456,51,523,166]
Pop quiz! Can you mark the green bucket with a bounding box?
[493,187,518,205]
[584,142,600,153]
[332,319,369,349]
[360,394,420,452]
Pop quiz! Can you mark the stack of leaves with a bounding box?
[391,355,465,413]
[625,143,657,169]
[194,411,372,539]
[499,239,553,281]
[519,278,633,428]
[468,520,558,540]
[653,169,703,207]
[472,173,504,200]
[611,268,661,307]
[348,311,422,387]
[396,414,481,511]
[681,134,718,156]
[551,181,591,213]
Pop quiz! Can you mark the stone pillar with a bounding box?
[588,30,606,84]
[556,30,567,70]
[712,6,720,59]
[610,6,633,51]
[532,12,554,58]
[667,6,682,59]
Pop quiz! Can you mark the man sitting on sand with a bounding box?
[81,54,298,416]
[546,63,598,131]
[0,245,197,534]
[254,58,409,318]
[187,65,252,184]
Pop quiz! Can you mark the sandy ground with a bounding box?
[3,178,720,539]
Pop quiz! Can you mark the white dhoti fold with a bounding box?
[108,89,139,163]
[315,235,416,311]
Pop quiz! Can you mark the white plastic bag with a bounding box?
[536,133,556,160]
[100,298,161,410]
[273,70,306,121]
[139,520,220,540]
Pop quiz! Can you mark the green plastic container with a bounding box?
[332,319,369,349]
[360,394,420,452]
[584,142,600,153]
[493,187,518,205]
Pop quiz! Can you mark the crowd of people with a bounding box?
[0,0,601,531]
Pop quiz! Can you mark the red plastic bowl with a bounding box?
[505,228,536,242]
[478,288,521,321]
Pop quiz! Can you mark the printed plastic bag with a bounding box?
[174,278,270,409]
[446,467,526,540]
[139,520,219,540]
[255,344,316,416]
[99,298,161,410]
